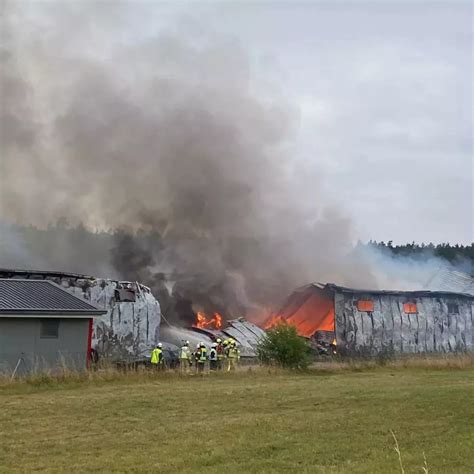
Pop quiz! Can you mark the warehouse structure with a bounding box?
[0,279,106,374]
[273,283,473,355]
[0,269,263,361]
[0,268,162,360]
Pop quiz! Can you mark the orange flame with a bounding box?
[263,314,286,330]
[194,311,223,330]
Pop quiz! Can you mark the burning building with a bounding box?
[161,310,265,357]
[0,269,161,359]
[0,268,265,360]
[268,283,473,355]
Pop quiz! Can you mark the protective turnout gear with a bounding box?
[216,340,225,370]
[330,338,337,355]
[195,343,207,373]
[209,344,218,371]
[226,341,240,372]
[180,342,192,373]
[151,345,164,367]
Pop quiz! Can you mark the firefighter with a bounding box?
[196,342,207,374]
[179,340,191,373]
[330,338,337,356]
[193,343,201,372]
[222,339,230,367]
[216,338,225,370]
[150,343,164,370]
[226,340,239,372]
[209,343,218,371]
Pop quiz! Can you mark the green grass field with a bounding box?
[0,364,473,473]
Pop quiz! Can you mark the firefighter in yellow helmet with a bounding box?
[226,339,239,372]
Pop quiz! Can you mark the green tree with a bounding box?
[257,323,310,369]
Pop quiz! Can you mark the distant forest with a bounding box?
[1,221,473,275]
[367,240,474,269]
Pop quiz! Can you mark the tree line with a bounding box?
[367,240,474,269]
[1,220,473,274]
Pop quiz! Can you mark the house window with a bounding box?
[403,302,417,314]
[447,303,459,314]
[357,300,374,312]
[40,319,59,338]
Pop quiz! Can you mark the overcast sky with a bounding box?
[189,1,473,244]
[1,1,472,245]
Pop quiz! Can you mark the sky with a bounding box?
[191,1,473,244]
[1,0,472,245]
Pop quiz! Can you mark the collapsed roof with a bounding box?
[269,282,474,339]
[161,318,265,357]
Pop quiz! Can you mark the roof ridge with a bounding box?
[0,279,106,314]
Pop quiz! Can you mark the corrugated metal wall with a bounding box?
[63,279,161,359]
[335,292,473,355]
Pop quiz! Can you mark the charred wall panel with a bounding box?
[335,291,473,355]
[0,271,162,359]
[63,279,161,358]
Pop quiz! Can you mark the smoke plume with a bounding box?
[2,3,454,324]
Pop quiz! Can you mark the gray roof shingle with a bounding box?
[0,279,105,314]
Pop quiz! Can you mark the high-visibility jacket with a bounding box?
[216,344,225,360]
[228,346,238,359]
[209,348,217,361]
[197,347,207,363]
[180,346,191,360]
[151,348,163,364]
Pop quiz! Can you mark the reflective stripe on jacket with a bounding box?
[180,346,191,360]
[228,347,239,359]
[198,347,207,363]
[209,348,217,361]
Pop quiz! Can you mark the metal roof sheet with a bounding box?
[305,282,474,299]
[222,318,266,355]
[0,279,106,314]
[424,269,474,296]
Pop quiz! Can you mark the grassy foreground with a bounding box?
[0,363,473,473]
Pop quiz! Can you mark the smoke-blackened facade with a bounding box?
[273,283,473,355]
[332,285,473,355]
[0,269,161,358]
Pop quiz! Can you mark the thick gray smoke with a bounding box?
[1,3,455,323]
